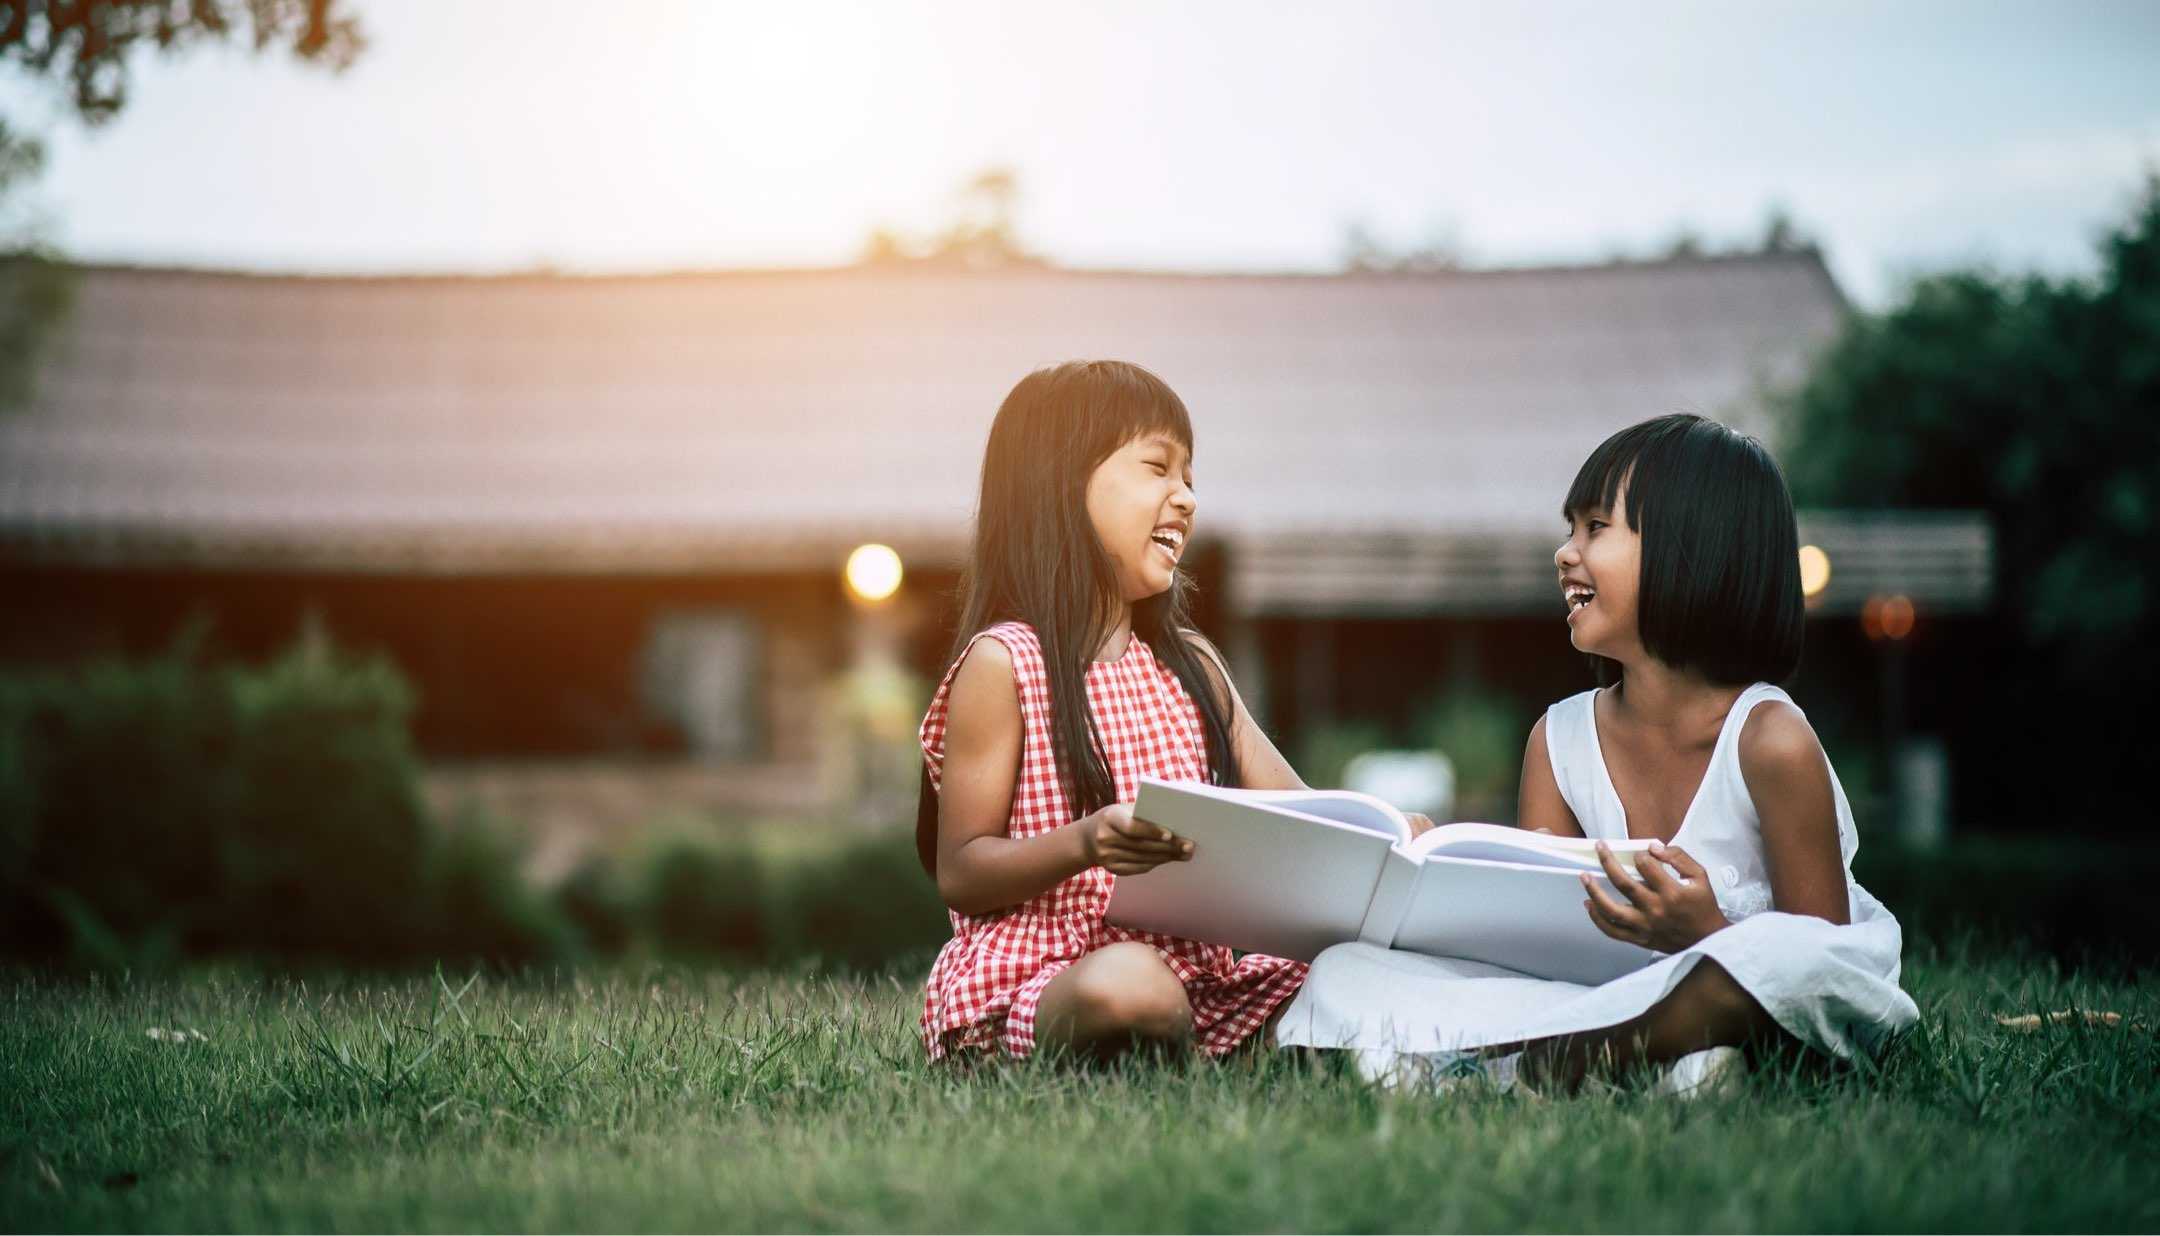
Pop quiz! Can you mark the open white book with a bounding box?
[1104,778,1660,985]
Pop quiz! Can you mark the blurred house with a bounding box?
[0,254,1989,824]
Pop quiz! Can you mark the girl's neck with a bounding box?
[1609,657,1743,732]
[1093,606,1134,663]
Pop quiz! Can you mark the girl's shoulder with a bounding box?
[936,622,1043,681]
[1535,688,1602,746]
[972,620,1042,660]
[921,625,1041,776]
[931,622,1046,706]
[1544,687,1600,719]
[1733,688,1827,783]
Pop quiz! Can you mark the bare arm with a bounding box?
[1517,715,1585,837]
[934,638,1185,916]
[1737,701,1851,926]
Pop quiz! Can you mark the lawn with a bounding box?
[2,944,2154,1233]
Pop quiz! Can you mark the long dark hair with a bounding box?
[1563,413,1804,688]
[915,360,1241,876]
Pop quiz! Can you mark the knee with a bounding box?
[1680,959,1772,1030]
[1072,944,1193,1042]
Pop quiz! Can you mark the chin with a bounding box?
[1568,624,1605,656]
[1120,571,1170,603]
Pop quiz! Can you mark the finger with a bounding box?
[1595,844,1650,908]
[1634,850,1678,895]
[1105,852,1171,875]
[1581,872,1648,934]
[1650,840,1706,882]
[1116,814,1176,843]
[1581,888,1643,944]
[1102,835,1186,862]
[1098,842,1180,868]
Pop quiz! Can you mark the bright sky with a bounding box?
[2,0,2156,305]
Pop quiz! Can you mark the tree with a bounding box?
[1338,216,1466,274]
[0,1,367,407]
[857,165,1041,271]
[0,118,69,403]
[1777,175,2160,830]
[1,0,365,125]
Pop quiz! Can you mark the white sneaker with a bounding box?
[1651,1046,1746,1099]
[1359,1048,1526,1096]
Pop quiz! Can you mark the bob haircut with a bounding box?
[915,360,1240,875]
[1564,413,1804,687]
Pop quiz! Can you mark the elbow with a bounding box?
[935,865,991,917]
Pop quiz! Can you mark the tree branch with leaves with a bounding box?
[1,0,365,124]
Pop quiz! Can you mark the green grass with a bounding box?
[3,945,2155,1233]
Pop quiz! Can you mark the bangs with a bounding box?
[1065,360,1194,462]
[1563,421,1656,525]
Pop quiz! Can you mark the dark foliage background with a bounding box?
[1779,180,2160,836]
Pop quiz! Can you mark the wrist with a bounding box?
[1690,908,1732,947]
[1064,814,1100,871]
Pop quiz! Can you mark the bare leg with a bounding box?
[1033,941,1194,1062]
[1511,959,1784,1093]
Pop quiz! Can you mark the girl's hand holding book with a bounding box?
[1081,803,1194,876]
[1580,840,1730,953]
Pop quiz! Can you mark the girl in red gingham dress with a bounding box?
[915,360,1324,1063]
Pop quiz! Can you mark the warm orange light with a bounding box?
[1798,545,1831,598]
[845,543,903,603]
[1862,594,1915,641]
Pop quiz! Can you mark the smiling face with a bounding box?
[1555,477,1644,661]
[1086,431,1196,604]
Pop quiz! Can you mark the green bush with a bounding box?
[596,822,949,971]
[1854,836,2157,970]
[1412,684,1529,820]
[0,621,573,968]
[415,807,585,968]
[761,829,952,970]
[621,821,769,961]
[1298,720,1391,791]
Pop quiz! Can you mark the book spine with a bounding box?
[1357,849,1422,947]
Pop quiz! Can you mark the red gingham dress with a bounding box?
[918,621,1308,1061]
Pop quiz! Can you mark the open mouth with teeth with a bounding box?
[1564,584,1596,612]
[1150,526,1185,561]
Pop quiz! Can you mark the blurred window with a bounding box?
[640,610,763,760]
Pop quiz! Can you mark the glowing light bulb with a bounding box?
[1798,545,1831,598]
[1862,594,1916,642]
[845,543,903,603]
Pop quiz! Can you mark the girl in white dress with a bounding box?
[1275,413,1919,1093]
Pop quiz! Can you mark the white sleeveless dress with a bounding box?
[1274,683,1920,1071]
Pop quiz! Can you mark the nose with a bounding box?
[1170,482,1196,519]
[1554,537,1579,570]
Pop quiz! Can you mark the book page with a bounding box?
[1144,782,1409,842]
[1106,779,1396,962]
[1387,857,1656,985]
[1406,821,1653,871]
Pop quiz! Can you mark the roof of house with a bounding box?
[0,253,1989,613]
